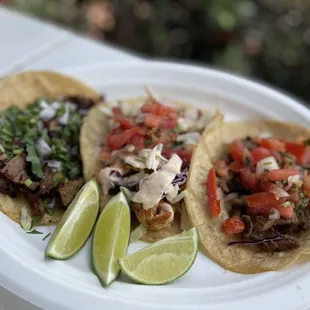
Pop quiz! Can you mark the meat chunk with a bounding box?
[261,235,300,252]
[59,178,84,207]
[0,174,17,197]
[26,194,45,219]
[63,96,97,110]
[1,154,29,184]
[39,167,54,195]
[226,176,251,195]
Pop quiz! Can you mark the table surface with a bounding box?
[0,6,140,310]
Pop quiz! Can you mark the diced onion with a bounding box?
[270,187,289,198]
[269,208,280,220]
[39,104,56,121]
[177,132,200,145]
[57,104,70,125]
[286,175,303,191]
[46,160,62,170]
[216,187,223,200]
[256,156,279,176]
[36,138,51,157]
[224,192,239,202]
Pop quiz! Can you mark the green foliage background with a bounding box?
[4,0,310,103]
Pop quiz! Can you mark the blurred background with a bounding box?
[2,0,310,103]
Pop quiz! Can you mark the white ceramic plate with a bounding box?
[1,62,310,310]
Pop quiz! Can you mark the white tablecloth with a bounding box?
[0,6,140,310]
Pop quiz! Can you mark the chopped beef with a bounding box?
[241,215,300,252]
[63,96,96,110]
[59,178,84,206]
[26,193,45,218]
[39,167,54,195]
[226,176,251,195]
[0,174,17,197]
[45,119,59,131]
[242,137,259,150]
[241,215,253,238]
[229,197,247,217]
[261,235,300,252]
[1,154,28,184]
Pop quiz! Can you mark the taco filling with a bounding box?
[209,135,310,252]
[0,95,97,228]
[96,90,216,238]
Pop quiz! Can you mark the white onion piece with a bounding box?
[224,192,239,202]
[270,187,289,198]
[36,138,51,157]
[46,160,62,169]
[39,104,56,121]
[256,156,279,176]
[216,187,223,200]
[285,175,302,191]
[269,208,280,220]
[57,104,70,125]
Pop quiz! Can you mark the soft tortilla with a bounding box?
[80,98,220,242]
[185,117,310,274]
[0,71,100,225]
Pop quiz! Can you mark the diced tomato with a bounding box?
[284,141,310,165]
[162,149,192,162]
[166,110,178,120]
[229,139,253,165]
[275,203,294,219]
[114,116,136,129]
[221,216,245,236]
[215,160,229,177]
[131,135,145,149]
[269,168,299,181]
[246,192,293,218]
[161,118,177,129]
[144,114,162,128]
[100,150,111,161]
[303,175,310,198]
[228,161,244,173]
[107,129,136,150]
[251,147,271,163]
[271,150,282,163]
[240,168,258,190]
[131,126,147,136]
[295,136,306,144]
[229,139,245,163]
[112,107,122,115]
[206,168,221,217]
[141,103,156,114]
[260,138,285,152]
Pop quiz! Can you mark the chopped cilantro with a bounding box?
[31,216,41,228]
[145,139,152,147]
[26,144,43,178]
[27,229,43,235]
[24,178,34,187]
[243,155,251,166]
[295,198,309,213]
[42,232,51,241]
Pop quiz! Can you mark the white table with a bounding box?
[0,6,140,310]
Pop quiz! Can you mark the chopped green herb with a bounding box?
[24,178,33,187]
[13,149,22,155]
[56,104,66,117]
[27,229,43,235]
[26,144,43,178]
[282,201,291,208]
[295,198,309,213]
[42,232,51,241]
[243,155,251,166]
[145,139,152,147]
[31,216,41,228]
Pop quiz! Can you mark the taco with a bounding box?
[186,116,310,274]
[0,71,100,229]
[80,87,221,242]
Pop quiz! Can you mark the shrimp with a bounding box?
[133,202,174,230]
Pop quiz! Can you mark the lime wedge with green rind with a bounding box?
[46,179,99,259]
[92,191,131,287]
[119,227,198,285]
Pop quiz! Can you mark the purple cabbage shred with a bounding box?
[172,167,188,187]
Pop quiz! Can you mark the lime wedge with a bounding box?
[46,179,99,259]
[92,191,131,287]
[119,227,198,285]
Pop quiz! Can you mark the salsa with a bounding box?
[207,135,310,252]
